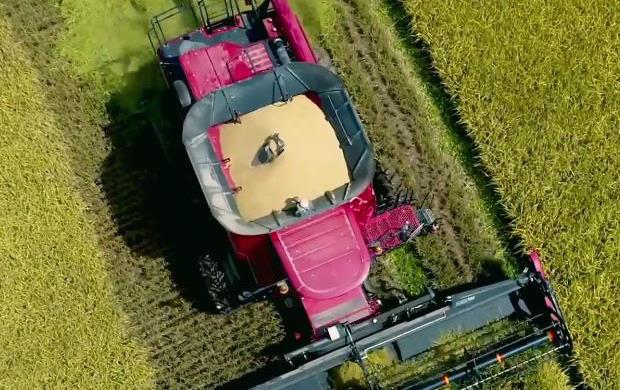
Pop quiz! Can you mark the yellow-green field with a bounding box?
[0,0,610,388]
[2,0,283,388]
[0,18,153,389]
[400,0,619,387]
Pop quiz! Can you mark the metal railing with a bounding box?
[148,1,200,51]
[196,0,256,31]
[148,0,261,50]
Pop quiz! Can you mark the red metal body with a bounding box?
[165,0,427,338]
[194,39,383,330]
[270,0,317,63]
[180,41,274,100]
[271,207,377,333]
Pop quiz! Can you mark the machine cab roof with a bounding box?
[183,62,375,235]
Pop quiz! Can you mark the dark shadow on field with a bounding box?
[216,366,288,390]
[100,59,229,311]
[101,59,296,388]
[381,0,589,388]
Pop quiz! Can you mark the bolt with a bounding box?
[277,281,289,295]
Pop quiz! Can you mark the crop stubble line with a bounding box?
[0,0,285,388]
[334,0,475,281]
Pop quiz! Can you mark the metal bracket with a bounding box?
[343,323,380,390]
[274,70,292,102]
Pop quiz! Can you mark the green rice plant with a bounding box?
[384,246,428,296]
[524,360,572,390]
[54,0,194,99]
[399,0,619,387]
[0,18,153,389]
[331,319,562,389]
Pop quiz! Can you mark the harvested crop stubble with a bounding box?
[292,0,515,289]
[2,0,285,387]
[0,18,153,390]
[401,0,620,387]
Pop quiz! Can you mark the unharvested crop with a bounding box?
[0,18,153,389]
[400,0,620,387]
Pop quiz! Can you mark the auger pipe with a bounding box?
[269,0,317,63]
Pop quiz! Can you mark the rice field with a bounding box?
[0,17,153,389]
[1,1,284,388]
[399,0,619,387]
[0,0,608,388]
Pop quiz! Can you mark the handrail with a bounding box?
[149,0,261,51]
[148,2,200,51]
[196,0,260,32]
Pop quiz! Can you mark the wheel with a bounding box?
[373,169,396,204]
[373,163,415,212]
[373,163,399,204]
[314,45,336,73]
[197,253,234,314]
[143,87,189,172]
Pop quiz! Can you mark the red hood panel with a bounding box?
[179,41,274,100]
[271,207,371,300]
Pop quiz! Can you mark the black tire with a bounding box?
[314,46,336,73]
[197,253,234,314]
[373,163,415,212]
[373,164,398,204]
[145,88,189,172]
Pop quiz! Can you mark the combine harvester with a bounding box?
[147,1,573,388]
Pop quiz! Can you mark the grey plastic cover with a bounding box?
[182,62,375,235]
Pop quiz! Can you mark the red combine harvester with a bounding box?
[148,1,574,389]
